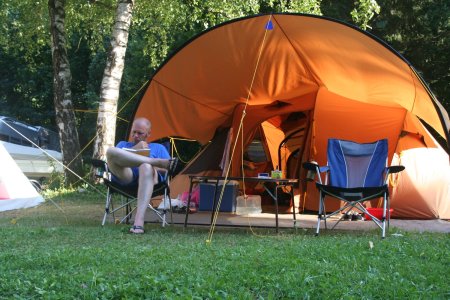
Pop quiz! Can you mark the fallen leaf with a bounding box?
[391,233,404,237]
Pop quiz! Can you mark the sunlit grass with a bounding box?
[0,189,448,299]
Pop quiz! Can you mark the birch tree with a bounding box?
[92,0,134,160]
[48,0,83,185]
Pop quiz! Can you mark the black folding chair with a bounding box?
[303,139,404,238]
[92,158,178,227]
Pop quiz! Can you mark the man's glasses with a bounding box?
[132,131,146,136]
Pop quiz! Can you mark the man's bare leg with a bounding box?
[129,163,157,233]
[106,147,169,183]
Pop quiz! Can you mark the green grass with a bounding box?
[0,189,449,299]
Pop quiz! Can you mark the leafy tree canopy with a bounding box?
[1,0,447,156]
[370,0,449,110]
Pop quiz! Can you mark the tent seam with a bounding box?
[152,79,230,117]
[272,15,322,88]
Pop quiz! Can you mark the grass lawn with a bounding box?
[0,188,449,299]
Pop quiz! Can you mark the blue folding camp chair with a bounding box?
[303,139,404,238]
[92,158,178,227]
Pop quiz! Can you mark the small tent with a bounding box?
[130,13,449,219]
[0,143,44,212]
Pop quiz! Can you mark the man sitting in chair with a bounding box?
[106,117,172,234]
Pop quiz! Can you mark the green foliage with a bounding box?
[370,0,450,110]
[351,0,381,29]
[322,0,448,116]
[0,1,49,63]
[1,0,448,164]
[258,0,321,14]
[0,0,113,133]
[0,192,448,298]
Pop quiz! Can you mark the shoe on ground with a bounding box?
[342,213,351,221]
[351,213,363,221]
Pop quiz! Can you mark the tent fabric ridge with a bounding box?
[407,67,417,113]
[152,78,230,117]
[242,13,274,110]
[133,12,417,117]
[410,67,450,144]
[272,14,321,87]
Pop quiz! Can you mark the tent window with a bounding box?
[246,139,268,163]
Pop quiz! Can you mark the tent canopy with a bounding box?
[131,13,449,219]
[135,13,449,146]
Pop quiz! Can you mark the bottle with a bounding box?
[271,166,282,179]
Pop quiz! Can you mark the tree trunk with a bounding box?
[48,0,83,185]
[92,0,135,161]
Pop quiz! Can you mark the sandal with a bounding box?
[129,225,145,234]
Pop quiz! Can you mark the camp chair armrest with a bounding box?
[91,159,110,180]
[303,162,329,172]
[319,166,330,173]
[157,168,169,181]
[91,159,108,170]
[303,162,328,183]
[302,162,319,171]
[387,165,405,174]
[156,158,178,182]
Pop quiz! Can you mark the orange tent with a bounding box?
[132,14,449,219]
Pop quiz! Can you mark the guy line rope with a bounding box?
[206,14,274,244]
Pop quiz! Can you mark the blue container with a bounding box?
[199,182,238,212]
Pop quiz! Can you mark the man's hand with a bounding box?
[133,141,149,150]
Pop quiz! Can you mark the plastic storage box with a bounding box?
[235,195,262,215]
[199,181,239,212]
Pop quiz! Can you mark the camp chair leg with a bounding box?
[125,202,130,223]
[381,211,386,238]
[119,200,136,224]
[381,194,388,239]
[329,205,352,230]
[386,196,391,232]
[148,205,169,227]
[315,214,321,236]
[102,191,113,226]
[101,192,138,226]
[290,186,297,228]
[316,192,325,236]
[102,212,108,226]
[165,187,174,225]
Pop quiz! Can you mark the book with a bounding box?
[122,148,150,156]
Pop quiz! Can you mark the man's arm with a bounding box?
[132,141,149,150]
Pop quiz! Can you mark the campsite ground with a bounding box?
[0,189,449,299]
[147,195,450,234]
[2,187,449,234]
[149,209,450,234]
